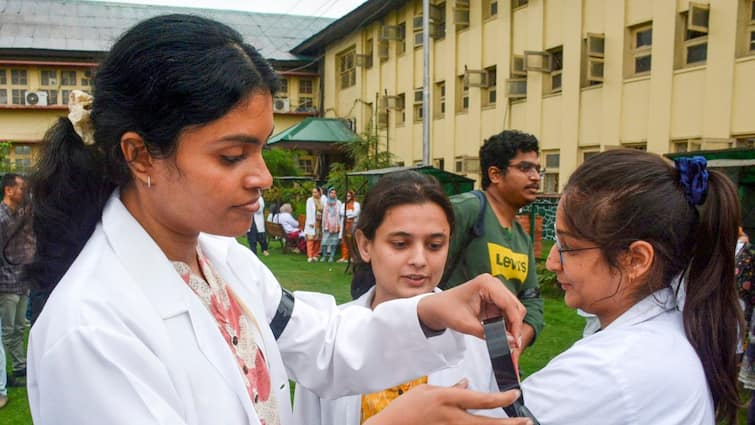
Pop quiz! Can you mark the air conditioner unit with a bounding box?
[506,79,528,99]
[380,25,404,41]
[523,50,552,72]
[688,2,709,33]
[355,54,373,67]
[586,33,605,58]
[380,95,405,110]
[273,97,290,113]
[464,68,489,87]
[48,78,58,86]
[25,91,48,106]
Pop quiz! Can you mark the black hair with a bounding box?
[479,130,539,189]
[350,170,454,299]
[562,149,743,424]
[1,173,21,195]
[28,14,279,292]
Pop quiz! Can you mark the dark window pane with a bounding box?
[551,73,562,91]
[686,43,707,64]
[636,28,652,47]
[635,55,651,73]
[751,31,755,51]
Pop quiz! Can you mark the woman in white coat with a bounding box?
[304,187,323,262]
[26,14,532,425]
[294,171,506,424]
[519,150,743,425]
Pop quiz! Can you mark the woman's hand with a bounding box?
[417,273,526,345]
[364,380,533,425]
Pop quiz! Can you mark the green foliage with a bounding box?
[0,141,13,173]
[263,148,300,177]
[264,180,314,216]
[325,131,396,196]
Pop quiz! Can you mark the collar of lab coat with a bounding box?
[602,288,678,331]
[350,286,442,309]
[101,190,261,424]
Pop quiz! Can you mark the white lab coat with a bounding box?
[293,286,506,425]
[28,191,467,425]
[521,288,714,425]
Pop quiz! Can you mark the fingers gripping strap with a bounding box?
[270,288,295,340]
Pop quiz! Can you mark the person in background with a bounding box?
[321,187,341,262]
[246,193,269,256]
[277,203,305,253]
[337,189,360,263]
[0,173,32,389]
[25,15,532,425]
[294,171,505,424]
[738,232,755,424]
[441,130,544,361]
[304,187,323,262]
[520,150,743,425]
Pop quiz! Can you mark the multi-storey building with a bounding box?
[0,0,332,173]
[293,0,755,192]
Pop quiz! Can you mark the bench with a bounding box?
[265,220,291,253]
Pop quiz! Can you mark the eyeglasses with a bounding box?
[508,161,546,177]
[554,233,601,267]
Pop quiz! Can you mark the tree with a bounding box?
[262,148,300,177]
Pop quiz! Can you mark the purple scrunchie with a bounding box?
[674,156,709,206]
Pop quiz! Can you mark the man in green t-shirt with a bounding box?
[441,130,544,357]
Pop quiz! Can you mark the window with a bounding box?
[582,33,605,87]
[434,81,445,118]
[678,5,708,67]
[40,70,57,86]
[734,135,755,148]
[547,46,563,93]
[456,74,469,113]
[11,89,26,105]
[629,23,652,75]
[622,142,647,151]
[413,88,423,122]
[454,0,470,30]
[10,69,27,85]
[482,65,497,106]
[338,49,356,89]
[513,0,528,9]
[748,0,755,54]
[61,70,76,86]
[62,89,72,105]
[397,22,407,55]
[0,90,6,104]
[0,69,6,85]
[671,139,702,152]
[454,156,480,173]
[279,78,289,96]
[298,157,314,174]
[43,90,58,105]
[581,148,600,163]
[542,152,560,193]
[15,158,31,173]
[81,70,93,86]
[434,3,446,39]
[483,0,498,20]
[396,93,406,126]
[14,145,30,155]
[433,157,445,170]
[299,79,313,94]
[358,38,374,68]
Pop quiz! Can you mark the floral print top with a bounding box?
[173,248,280,425]
[359,376,428,424]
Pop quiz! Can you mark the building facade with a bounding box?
[0,0,332,174]
[294,0,755,192]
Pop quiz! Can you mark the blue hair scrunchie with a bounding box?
[674,156,709,206]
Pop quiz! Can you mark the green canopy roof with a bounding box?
[346,165,475,197]
[268,117,360,149]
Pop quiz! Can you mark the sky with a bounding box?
[92,0,369,18]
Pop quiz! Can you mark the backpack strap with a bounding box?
[440,190,487,288]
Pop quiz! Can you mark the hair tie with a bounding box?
[674,156,708,206]
[67,90,95,146]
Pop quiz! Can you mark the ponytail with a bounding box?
[27,118,115,292]
[683,170,743,424]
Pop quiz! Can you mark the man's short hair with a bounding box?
[479,130,539,189]
[1,173,21,195]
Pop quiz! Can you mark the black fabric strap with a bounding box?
[270,288,295,340]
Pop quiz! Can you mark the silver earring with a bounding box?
[147,176,151,188]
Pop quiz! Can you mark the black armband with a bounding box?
[270,288,295,340]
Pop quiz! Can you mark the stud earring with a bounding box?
[147,176,151,188]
